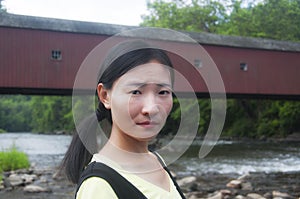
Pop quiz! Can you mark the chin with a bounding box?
[133,134,158,142]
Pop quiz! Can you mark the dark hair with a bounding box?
[61,40,174,184]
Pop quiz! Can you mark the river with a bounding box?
[1,132,299,176]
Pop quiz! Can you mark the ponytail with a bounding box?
[61,101,111,184]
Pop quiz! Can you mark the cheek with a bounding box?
[128,99,142,118]
[164,98,173,115]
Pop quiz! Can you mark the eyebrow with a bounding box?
[125,82,172,88]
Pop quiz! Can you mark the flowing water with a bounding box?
[0,133,300,176]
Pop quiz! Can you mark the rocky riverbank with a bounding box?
[1,165,299,199]
[177,171,300,199]
[0,166,75,199]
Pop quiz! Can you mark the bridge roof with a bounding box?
[1,12,300,52]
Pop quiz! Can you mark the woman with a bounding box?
[62,40,186,199]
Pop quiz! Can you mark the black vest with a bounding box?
[76,153,186,199]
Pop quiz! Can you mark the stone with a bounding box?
[247,193,266,199]
[235,195,247,199]
[177,176,197,187]
[241,182,253,191]
[23,185,52,193]
[22,174,37,184]
[263,192,272,199]
[7,174,23,187]
[237,173,250,181]
[170,171,177,179]
[207,192,223,199]
[220,189,232,196]
[226,179,242,189]
[185,191,205,199]
[39,176,48,183]
[272,191,293,198]
[0,180,4,190]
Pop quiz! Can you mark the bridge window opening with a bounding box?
[51,50,62,60]
[240,62,248,71]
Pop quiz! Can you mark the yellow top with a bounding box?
[76,154,183,199]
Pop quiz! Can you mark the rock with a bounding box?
[285,132,300,142]
[237,173,250,181]
[206,190,232,199]
[226,179,242,189]
[207,192,223,199]
[177,176,197,187]
[23,185,52,193]
[241,182,253,191]
[220,189,232,196]
[235,195,247,199]
[0,180,4,190]
[55,130,66,135]
[207,191,224,199]
[272,191,293,198]
[170,171,177,179]
[22,174,37,184]
[6,173,38,187]
[186,191,206,199]
[263,192,272,199]
[7,174,23,187]
[247,193,266,199]
[39,176,49,183]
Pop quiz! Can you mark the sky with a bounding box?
[2,0,149,26]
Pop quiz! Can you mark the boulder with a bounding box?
[235,195,247,199]
[7,174,23,187]
[207,192,223,199]
[185,191,205,199]
[23,185,52,193]
[226,179,242,189]
[0,180,4,190]
[272,191,293,198]
[247,193,266,199]
[177,176,197,187]
[22,174,37,184]
[241,182,253,191]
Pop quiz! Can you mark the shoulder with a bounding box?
[76,177,118,199]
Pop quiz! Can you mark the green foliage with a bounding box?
[141,0,227,32]
[0,95,32,132]
[30,96,74,133]
[278,101,300,135]
[0,95,75,133]
[0,145,30,171]
[218,0,300,41]
[142,0,300,41]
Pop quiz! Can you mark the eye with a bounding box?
[131,90,142,95]
[158,90,171,95]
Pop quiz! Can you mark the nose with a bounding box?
[141,94,160,116]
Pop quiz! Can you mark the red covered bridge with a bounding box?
[0,13,300,99]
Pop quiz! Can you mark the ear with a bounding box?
[97,83,111,109]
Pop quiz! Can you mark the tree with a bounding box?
[141,0,228,32]
[142,0,300,41]
[218,0,300,41]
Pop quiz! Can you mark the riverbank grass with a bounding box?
[0,145,30,172]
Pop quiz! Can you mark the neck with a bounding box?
[107,125,150,153]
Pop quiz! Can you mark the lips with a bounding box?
[137,121,151,125]
[136,121,158,126]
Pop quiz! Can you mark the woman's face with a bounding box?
[108,61,173,141]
